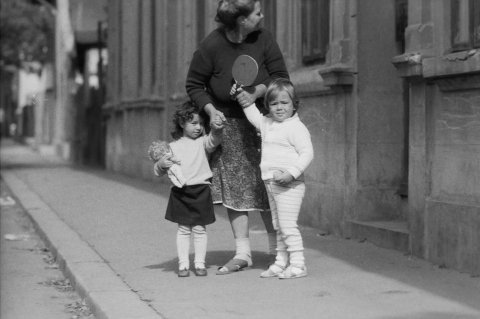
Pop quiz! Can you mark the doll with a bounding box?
[148,140,186,188]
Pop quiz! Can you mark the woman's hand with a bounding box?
[204,103,226,128]
[210,118,224,132]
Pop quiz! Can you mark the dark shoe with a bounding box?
[178,269,190,277]
[194,267,207,276]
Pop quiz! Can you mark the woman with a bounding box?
[186,0,289,274]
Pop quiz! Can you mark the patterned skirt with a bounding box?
[209,118,269,211]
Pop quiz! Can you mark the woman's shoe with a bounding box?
[178,268,190,277]
[216,258,251,275]
[278,265,307,279]
[260,264,286,278]
[194,267,208,276]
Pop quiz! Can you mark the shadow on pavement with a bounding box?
[144,250,273,273]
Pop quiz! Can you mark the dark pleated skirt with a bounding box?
[165,184,215,226]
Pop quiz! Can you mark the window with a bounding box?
[301,0,330,64]
[260,0,276,38]
[451,0,480,50]
[395,0,408,53]
[196,0,206,44]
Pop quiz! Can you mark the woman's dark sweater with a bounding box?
[186,27,289,118]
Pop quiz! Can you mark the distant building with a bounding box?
[104,0,479,275]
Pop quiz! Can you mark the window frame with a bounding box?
[301,0,330,65]
[451,0,480,51]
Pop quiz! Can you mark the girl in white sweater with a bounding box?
[234,78,314,279]
[153,101,224,277]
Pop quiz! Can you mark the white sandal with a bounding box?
[278,265,307,279]
[260,264,286,278]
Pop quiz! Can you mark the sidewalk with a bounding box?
[1,139,479,319]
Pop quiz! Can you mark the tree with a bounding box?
[0,0,54,68]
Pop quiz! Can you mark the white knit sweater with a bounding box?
[243,104,314,181]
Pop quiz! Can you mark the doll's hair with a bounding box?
[264,78,300,113]
[170,101,203,140]
[215,0,258,30]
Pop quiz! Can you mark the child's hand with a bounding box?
[157,154,179,170]
[273,170,294,185]
[234,87,255,109]
[210,119,224,131]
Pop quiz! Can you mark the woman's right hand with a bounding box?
[204,103,226,127]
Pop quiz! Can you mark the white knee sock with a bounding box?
[234,237,252,264]
[177,224,191,269]
[192,225,207,269]
[275,250,288,268]
[290,250,305,268]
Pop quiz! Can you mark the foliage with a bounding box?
[0,0,54,68]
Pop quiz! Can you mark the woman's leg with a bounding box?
[192,225,207,269]
[227,208,252,265]
[177,224,191,270]
[260,209,277,256]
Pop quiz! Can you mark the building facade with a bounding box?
[104,0,479,275]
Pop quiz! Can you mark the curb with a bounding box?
[1,171,164,319]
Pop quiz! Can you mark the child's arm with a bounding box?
[153,154,174,176]
[231,86,263,130]
[286,124,314,179]
[204,120,224,153]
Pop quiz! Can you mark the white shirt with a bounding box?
[168,133,220,186]
[244,104,314,181]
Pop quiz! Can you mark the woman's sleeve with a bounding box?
[261,32,289,87]
[286,124,314,179]
[186,49,214,109]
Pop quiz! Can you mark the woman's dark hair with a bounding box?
[215,0,257,30]
[264,78,300,113]
[171,101,202,140]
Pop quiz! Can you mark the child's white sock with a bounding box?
[275,250,289,267]
[177,225,191,269]
[289,250,305,268]
[234,237,252,265]
[193,225,207,269]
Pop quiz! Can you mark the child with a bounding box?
[233,78,314,279]
[152,101,223,277]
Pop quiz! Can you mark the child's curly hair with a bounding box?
[171,101,204,140]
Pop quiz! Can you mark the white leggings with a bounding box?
[265,181,306,267]
[177,224,207,269]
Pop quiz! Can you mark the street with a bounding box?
[1,178,95,319]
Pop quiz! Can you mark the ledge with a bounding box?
[392,52,424,78]
[318,64,355,88]
[103,97,166,112]
[423,49,480,78]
